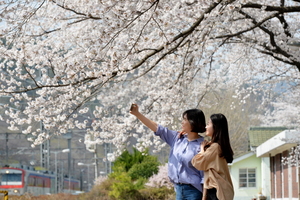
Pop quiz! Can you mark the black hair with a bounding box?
[182,109,206,133]
[210,113,234,163]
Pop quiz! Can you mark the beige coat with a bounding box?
[192,143,234,200]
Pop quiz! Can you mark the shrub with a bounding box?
[78,177,116,200]
[113,148,145,172]
[112,148,160,181]
[139,186,175,200]
[109,170,144,200]
[128,156,159,180]
[94,175,108,186]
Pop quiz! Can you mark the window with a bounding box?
[0,174,22,185]
[239,168,256,188]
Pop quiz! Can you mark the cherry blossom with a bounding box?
[0,0,299,158]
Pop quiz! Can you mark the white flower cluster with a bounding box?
[146,163,173,188]
[282,145,300,166]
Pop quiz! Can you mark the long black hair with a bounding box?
[210,113,234,163]
[182,109,206,133]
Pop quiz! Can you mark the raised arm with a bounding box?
[129,103,158,132]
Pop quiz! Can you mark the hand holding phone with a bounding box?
[130,103,138,114]
[130,104,135,111]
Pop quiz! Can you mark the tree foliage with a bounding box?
[109,168,145,200]
[112,148,160,180]
[108,148,159,199]
[128,156,160,180]
[0,0,299,155]
[113,148,146,172]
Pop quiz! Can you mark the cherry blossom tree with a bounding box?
[0,0,299,156]
[146,163,173,189]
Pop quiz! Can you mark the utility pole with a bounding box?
[63,131,72,193]
[104,143,113,174]
[5,133,8,164]
[94,144,98,179]
[40,140,50,168]
[39,122,50,168]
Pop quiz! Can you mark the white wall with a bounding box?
[231,154,263,200]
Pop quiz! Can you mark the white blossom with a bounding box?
[0,0,299,157]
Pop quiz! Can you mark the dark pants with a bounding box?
[175,183,202,200]
[207,188,218,200]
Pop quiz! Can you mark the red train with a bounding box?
[0,165,80,195]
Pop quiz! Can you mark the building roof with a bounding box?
[230,151,255,165]
[248,127,287,147]
[256,130,298,157]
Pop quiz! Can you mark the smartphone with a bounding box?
[130,104,135,111]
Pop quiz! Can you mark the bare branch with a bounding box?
[242,3,300,12]
[215,12,280,39]
[102,0,160,50]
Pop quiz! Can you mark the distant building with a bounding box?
[256,129,298,200]
[230,127,298,200]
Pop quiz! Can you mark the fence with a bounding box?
[0,191,8,200]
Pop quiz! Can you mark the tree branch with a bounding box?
[128,0,223,74]
[102,0,160,50]
[242,3,300,12]
[52,0,101,19]
[214,12,280,39]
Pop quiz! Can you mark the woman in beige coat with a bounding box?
[192,114,234,200]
